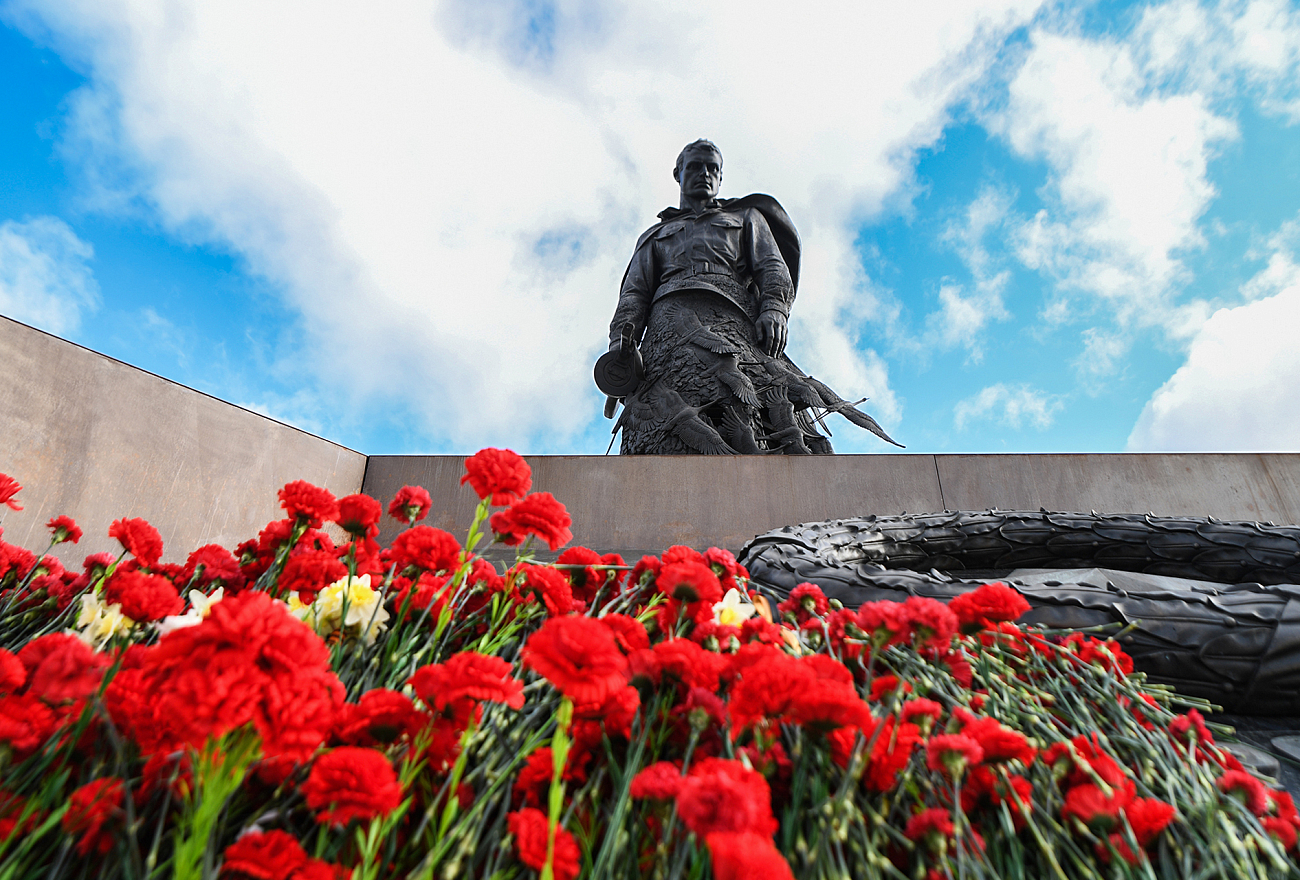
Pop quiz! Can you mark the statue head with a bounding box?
[673,139,722,203]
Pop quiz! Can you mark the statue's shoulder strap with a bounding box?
[720,194,801,293]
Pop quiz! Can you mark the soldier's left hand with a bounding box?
[757,312,788,357]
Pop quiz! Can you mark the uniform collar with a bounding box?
[657,199,729,222]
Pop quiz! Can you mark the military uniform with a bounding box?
[604,195,897,456]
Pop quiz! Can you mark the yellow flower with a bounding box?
[188,586,224,617]
[72,592,132,648]
[306,574,390,644]
[713,587,757,628]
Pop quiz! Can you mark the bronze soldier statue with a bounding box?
[595,140,901,455]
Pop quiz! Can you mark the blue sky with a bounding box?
[2,0,1299,456]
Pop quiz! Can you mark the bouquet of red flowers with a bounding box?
[0,450,1295,879]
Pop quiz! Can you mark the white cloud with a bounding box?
[1129,212,1300,451]
[1074,327,1129,381]
[1133,0,1300,121]
[3,0,1045,451]
[994,27,1235,351]
[0,216,99,336]
[1241,215,1300,301]
[1127,284,1300,451]
[923,185,1014,360]
[984,0,1300,396]
[954,382,1061,430]
[924,282,1009,363]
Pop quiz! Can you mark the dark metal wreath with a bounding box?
[737,511,1300,715]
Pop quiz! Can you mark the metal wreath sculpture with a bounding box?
[738,510,1300,715]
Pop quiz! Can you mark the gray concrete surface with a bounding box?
[367,452,1300,559]
[936,453,1300,525]
[0,316,366,564]
[364,454,945,560]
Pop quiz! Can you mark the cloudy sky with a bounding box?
[1,0,1298,456]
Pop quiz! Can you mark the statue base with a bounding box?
[364,452,1300,560]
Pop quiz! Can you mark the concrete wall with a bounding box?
[934,453,1300,526]
[363,455,945,561]
[364,452,1300,560]
[0,316,367,564]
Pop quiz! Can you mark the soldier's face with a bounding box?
[677,150,722,200]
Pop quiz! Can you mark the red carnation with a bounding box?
[676,758,778,837]
[512,749,554,808]
[301,747,404,825]
[409,651,525,714]
[462,448,532,506]
[905,807,956,843]
[601,552,629,589]
[393,573,452,624]
[706,832,795,880]
[656,560,723,605]
[902,698,944,725]
[514,563,578,616]
[1063,780,1136,831]
[109,517,164,567]
[507,808,580,880]
[630,761,685,800]
[388,485,432,524]
[103,567,184,621]
[602,613,650,654]
[514,745,591,809]
[390,525,462,574]
[277,550,347,602]
[108,591,341,759]
[902,596,958,649]
[1064,633,1135,675]
[0,694,57,757]
[948,582,1031,632]
[1218,770,1271,816]
[278,481,339,529]
[864,717,922,791]
[220,829,308,879]
[19,632,109,703]
[1124,797,1176,846]
[556,545,606,602]
[571,684,640,741]
[183,544,246,592]
[629,555,661,591]
[63,778,124,855]
[703,546,747,591]
[46,515,82,545]
[873,675,904,701]
[522,616,629,704]
[290,860,349,880]
[490,492,573,551]
[1263,816,1298,850]
[778,583,828,622]
[856,600,912,647]
[0,648,26,694]
[788,676,872,732]
[926,733,984,778]
[334,494,381,537]
[258,668,346,765]
[653,638,727,692]
[955,711,1037,765]
[727,650,808,730]
[335,689,426,747]
[0,474,21,510]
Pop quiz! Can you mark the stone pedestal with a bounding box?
[363,452,1300,559]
